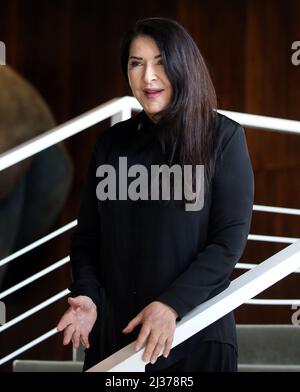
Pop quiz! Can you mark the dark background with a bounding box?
[0,0,299,371]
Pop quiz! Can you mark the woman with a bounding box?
[57,17,254,372]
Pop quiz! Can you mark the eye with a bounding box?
[128,60,142,67]
[156,59,163,65]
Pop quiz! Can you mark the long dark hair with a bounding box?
[120,17,217,195]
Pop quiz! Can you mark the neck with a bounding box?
[145,111,160,124]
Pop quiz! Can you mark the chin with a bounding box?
[143,104,164,115]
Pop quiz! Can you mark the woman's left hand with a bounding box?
[122,301,178,364]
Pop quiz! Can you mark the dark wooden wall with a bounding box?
[0,0,299,370]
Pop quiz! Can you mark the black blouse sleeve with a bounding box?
[156,123,254,320]
[69,143,102,308]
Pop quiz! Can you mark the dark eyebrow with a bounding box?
[128,54,162,60]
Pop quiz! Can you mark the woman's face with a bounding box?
[127,35,173,122]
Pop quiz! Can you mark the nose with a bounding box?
[143,63,157,83]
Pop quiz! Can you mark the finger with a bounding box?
[135,323,151,351]
[142,333,160,363]
[63,324,75,346]
[122,313,142,334]
[72,330,81,349]
[150,339,165,364]
[163,336,173,358]
[81,334,90,349]
[57,316,69,332]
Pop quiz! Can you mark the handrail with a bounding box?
[253,204,300,216]
[0,289,298,366]
[87,239,300,372]
[0,96,142,172]
[218,110,300,134]
[1,97,300,172]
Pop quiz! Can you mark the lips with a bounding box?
[143,88,164,99]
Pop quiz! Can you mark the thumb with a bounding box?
[68,297,81,310]
[122,313,142,333]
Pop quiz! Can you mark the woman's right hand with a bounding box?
[56,295,97,349]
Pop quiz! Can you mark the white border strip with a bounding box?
[0,257,70,300]
[0,221,77,267]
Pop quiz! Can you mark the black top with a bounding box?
[69,110,254,370]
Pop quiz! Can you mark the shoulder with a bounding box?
[214,111,245,153]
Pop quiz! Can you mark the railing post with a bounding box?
[110,107,132,126]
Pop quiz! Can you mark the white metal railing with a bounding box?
[1,206,300,268]
[253,204,300,216]
[88,239,300,372]
[218,110,300,134]
[0,328,58,366]
[0,221,76,268]
[0,97,300,369]
[0,97,141,172]
[1,97,300,173]
[0,257,70,300]
[0,289,69,333]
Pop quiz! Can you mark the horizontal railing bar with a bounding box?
[236,262,260,270]
[0,240,298,301]
[0,289,69,333]
[253,204,300,216]
[0,204,298,269]
[1,204,299,269]
[0,328,58,366]
[0,97,142,172]
[0,221,77,267]
[248,234,298,243]
[236,262,300,273]
[0,257,70,300]
[219,110,300,134]
[88,239,300,371]
[245,299,300,305]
